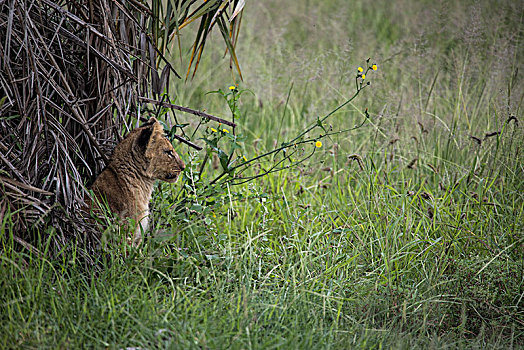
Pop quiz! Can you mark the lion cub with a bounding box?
[90,118,184,245]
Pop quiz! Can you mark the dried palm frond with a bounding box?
[0,0,243,256]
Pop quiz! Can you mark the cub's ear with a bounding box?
[140,117,163,135]
[152,119,164,134]
[141,117,158,128]
[136,124,154,150]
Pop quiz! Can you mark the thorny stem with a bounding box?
[207,85,369,187]
[288,84,366,146]
[226,147,316,186]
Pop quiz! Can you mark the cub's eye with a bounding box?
[164,150,175,158]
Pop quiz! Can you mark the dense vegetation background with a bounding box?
[1,0,523,348]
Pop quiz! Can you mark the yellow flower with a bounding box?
[210,127,217,132]
[229,85,236,90]
[212,212,216,218]
[372,64,378,71]
[223,128,230,133]
[315,141,322,148]
[358,66,363,72]
[362,74,366,80]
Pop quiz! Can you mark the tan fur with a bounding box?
[89,118,184,245]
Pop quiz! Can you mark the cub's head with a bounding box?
[135,118,185,183]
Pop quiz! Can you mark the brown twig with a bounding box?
[138,96,237,128]
[171,134,203,151]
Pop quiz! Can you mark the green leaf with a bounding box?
[0,96,7,109]
[218,149,230,172]
[316,117,327,132]
[200,137,219,151]
[190,204,204,212]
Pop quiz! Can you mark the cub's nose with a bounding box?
[178,159,185,171]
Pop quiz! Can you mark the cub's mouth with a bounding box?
[164,171,181,181]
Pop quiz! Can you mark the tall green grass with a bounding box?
[1,0,522,348]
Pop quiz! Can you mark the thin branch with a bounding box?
[171,134,203,151]
[0,176,54,195]
[207,95,370,186]
[138,96,236,127]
